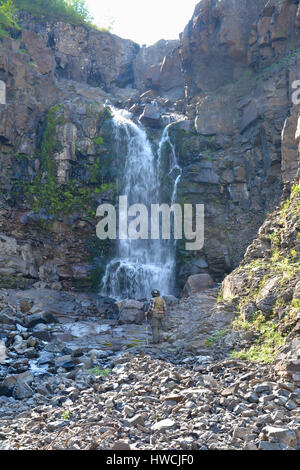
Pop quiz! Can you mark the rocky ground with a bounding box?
[0,287,299,451]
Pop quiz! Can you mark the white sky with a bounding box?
[85,0,199,46]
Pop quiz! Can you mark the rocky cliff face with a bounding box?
[170,0,300,283]
[0,1,299,295]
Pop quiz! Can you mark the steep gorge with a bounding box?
[0,0,299,451]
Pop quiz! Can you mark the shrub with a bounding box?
[14,0,94,26]
[0,0,19,38]
[86,367,111,377]
[0,0,95,38]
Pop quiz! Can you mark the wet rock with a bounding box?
[139,104,162,128]
[97,297,118,318]
[55,355,75,371]
[25,312,58,329]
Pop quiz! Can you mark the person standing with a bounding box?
[145,290,167,344]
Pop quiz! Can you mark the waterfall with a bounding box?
[158,123,182,204]
[101,108,179,300]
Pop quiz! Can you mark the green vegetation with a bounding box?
[15,0,93,26]
[93,136,104,146]
[255,48,300,82]
[230,185,300,363]
[86,367,111,377]
[0,0,113,38]
[62,410,71,420]
[21,105,92,218]
[231,313,286,363]
[204,330,227,347]
[0,0,19,38]
[291,298,300,310]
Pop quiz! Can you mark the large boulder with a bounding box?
[139,104,162,128]
[97,296,118,319]
[182,274,215,297]
[117,300,145,325]
[25,311,58,329]
[0,371,34,399]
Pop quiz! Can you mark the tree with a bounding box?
[0,0,19,38]
[68,0,93,24]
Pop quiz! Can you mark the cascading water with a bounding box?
[158,123,183,204]
[101,108,180,300]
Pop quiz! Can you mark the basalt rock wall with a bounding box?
[0,2,299,293]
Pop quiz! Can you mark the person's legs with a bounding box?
[152,317,162,344]
[151,317,160,344]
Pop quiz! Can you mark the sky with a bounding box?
[85,0,199,46]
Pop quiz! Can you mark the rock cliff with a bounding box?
[0,0,299,451]
[0,0,299,292]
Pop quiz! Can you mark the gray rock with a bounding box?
[202,375,218,389]
[26,312,58,329]
[258,441,284,451]
[117,300,145,325]
[254,383,272,394]
[0,371,33,398]
[163,295,179,306]
[285,400,297,411]
[262,426,297,448]
[151,419,176,432]
[139,104,162,128]
[232,426,251,440]
[128,414,145,427]
[0,340,6,364]
[124,405,135,418]
[12,381,34,400]
[182,274,215,297]
[244,391,259,403]
[111,441,131,450]
[37,351,55,366]
[55,355,75,371]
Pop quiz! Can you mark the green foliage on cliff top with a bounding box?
[0,0,19,38]
[14,0,94,26]
[0,0,99,37]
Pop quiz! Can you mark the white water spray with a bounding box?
[101,108,180,300]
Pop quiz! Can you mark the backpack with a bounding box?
[152,297,166,316]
